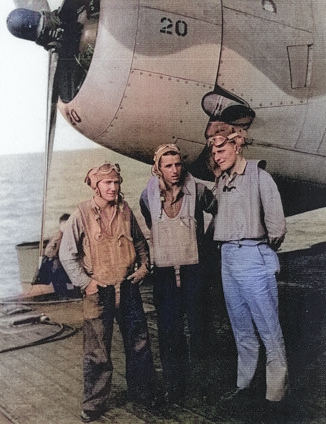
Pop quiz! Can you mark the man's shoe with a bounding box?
[261,400,287,424]
[80,410,102,423]
[221,387,252,402]
[220,387,255,415]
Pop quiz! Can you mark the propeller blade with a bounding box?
[39,49,59,259]
[13,0,50,12]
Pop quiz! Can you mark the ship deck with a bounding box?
[1,243,326,424]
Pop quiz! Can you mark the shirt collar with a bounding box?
[181,182,191,196]
[161,174,191,204]
[231,156,247,177]
[91,196,111,211]
[222,156,247,181]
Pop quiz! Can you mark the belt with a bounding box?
[219,238,268,247]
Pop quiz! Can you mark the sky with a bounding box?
[0,1,98,155]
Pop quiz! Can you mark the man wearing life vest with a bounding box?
[60,162,155,422]
[140,144,217,405]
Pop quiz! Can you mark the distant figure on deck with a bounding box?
[34,213,74,299]
[59,162,155,423]
[140,144,217,405]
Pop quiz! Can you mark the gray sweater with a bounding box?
[213,160,286,242]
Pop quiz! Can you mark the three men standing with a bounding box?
[60,127,287,421]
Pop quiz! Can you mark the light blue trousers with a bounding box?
[221,241,288,401]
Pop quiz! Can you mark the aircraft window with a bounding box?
[287,44,312,89]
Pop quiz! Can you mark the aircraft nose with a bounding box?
[7,8,41,41]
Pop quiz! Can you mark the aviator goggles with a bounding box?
[207,132,239,148]
[85,162,122,189]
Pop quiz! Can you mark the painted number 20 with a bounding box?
[160,18,188,37]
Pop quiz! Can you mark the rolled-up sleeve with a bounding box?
[59,211,91,290]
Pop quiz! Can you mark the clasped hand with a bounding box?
[85,265,148,295]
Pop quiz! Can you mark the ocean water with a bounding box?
[0,148,151,298]
[1,148,326,298]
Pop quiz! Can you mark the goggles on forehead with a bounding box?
[207,132,239,148]
[98,162,120,174]
[85,162,122,189]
